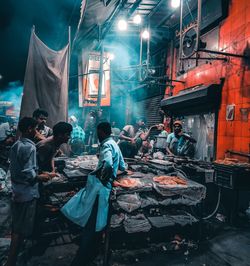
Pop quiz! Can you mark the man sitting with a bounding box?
[166,120,196,157]
[36,122,72,173]
[119,117,156,158]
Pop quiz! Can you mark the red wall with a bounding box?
[165,0,250,161]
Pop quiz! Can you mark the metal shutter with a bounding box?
[136,95,163,127]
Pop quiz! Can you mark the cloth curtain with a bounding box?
[20,28,69,127]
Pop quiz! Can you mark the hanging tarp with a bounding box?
[20,28,69,127]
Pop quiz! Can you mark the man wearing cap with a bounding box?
[166,120,196,157]
[69,115,85,155]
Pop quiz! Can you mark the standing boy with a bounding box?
[4,117,50,266]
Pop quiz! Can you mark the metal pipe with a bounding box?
[69,65,167,78]
[97,44,104,108]
[139,34,143,81]
[198,49,248,59]
[181,57,228,61]
[178,0,184,72]
[226,150,250,159]
[169,39,174,86]
[146,24,150,70]
[196,0,202,51]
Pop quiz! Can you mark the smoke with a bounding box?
[0,0,81,84]
[105,35,145,127]
[0,81,23,117]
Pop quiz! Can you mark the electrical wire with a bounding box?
[191,186,221,220]
[185,0,194,22]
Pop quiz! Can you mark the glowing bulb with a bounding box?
[142,30,150,39]
[133,14,142,24]
[171,0,180,8]
[109,53,115,60]
[117,19,127,31]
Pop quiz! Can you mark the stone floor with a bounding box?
[1,195,250,266]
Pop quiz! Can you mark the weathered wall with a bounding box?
[165,0,250,160]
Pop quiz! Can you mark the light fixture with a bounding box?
[171,0,180,8]
[141,30,150,39]
[133,14,142,24]
[108,53,115,60]
[117,19,127,31]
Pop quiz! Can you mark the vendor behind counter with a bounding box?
[166,120,196,158]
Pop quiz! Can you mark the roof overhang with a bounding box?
[161,83,223,115]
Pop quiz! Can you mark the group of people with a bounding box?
[118,117,196,159]
[4,109,126,266]
[4,109,75,266]
[4,108,195,266]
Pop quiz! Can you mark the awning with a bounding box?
[73,0,120,50]
[161,83,222,115]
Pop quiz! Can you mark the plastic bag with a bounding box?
[61,187,87,227]
[61,174,111,231]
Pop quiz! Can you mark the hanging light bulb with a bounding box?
[117,19,127,31]
[133,14,142,24]
[142,30,150,39]
[109,53,115,60]
[171,0,180,8]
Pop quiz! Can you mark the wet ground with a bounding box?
[1,195,250,266]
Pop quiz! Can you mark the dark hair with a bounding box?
[32,108,48,118]
[97,122,111,136]
[135,116,146,124]
[18,117,37,133]
[53,122,72,137]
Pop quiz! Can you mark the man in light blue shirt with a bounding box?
[69,122,126,266]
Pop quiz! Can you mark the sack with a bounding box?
[61,187,87,227]
[61,174,111,230]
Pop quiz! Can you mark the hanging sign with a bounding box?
[81,52,111,107]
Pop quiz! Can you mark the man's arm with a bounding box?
[119,126,134,142]
[118,152,127,172]
[165,134,174,156]
[21,148,50,184]
[98,145,113,183]
[140,125,157,141]
[34,130,46,142]
[37,144,55,172]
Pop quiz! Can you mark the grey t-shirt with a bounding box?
[10,138,39,202]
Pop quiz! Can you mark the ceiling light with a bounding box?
[109,53,115,60]
[171,0,180,8]
[142,30,150,39]
[133,14,142,24]
[117,19,127,31]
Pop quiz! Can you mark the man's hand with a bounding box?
[48,172,60,178]
[150,125,158,130]
[37,173,51,182]
[130,138,136,144]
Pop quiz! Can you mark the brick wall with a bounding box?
[165,0,250,161]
